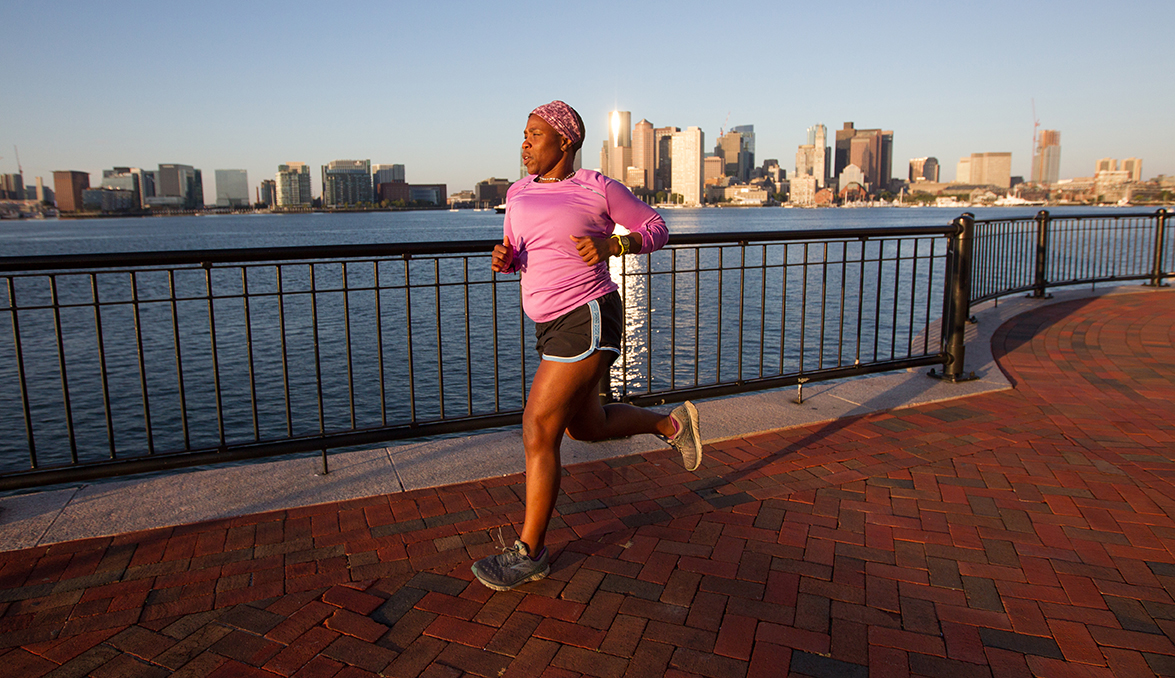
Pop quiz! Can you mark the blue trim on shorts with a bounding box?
[543,298,618,363]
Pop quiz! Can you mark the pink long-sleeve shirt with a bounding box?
[502,169,669,323]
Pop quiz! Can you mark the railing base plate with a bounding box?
[927,368,979,383]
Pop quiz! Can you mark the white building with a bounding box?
[373,163,405,186]
[790,174,817,206]
[670,127,704,206]
[276,162,312,207]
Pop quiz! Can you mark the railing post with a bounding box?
[935,213,976,382]
[1148,209,1169,287]
[1032,209,1051,298]
[598,373,613,405]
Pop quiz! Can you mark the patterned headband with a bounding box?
[530,100,583,147]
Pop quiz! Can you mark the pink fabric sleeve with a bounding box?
[602,180,668,253]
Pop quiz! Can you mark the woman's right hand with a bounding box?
[492,235,514,273]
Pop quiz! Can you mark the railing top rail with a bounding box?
[971,209,1167,225]
[0,224,960,273]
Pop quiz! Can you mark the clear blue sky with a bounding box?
[2,0,1171,202]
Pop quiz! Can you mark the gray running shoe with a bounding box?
[471,539,549,591]
[669,401,703,471]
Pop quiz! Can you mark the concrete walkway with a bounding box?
[1,285,1174,677]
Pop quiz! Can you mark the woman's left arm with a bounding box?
[570,178,669,265]
[603,180,668,255]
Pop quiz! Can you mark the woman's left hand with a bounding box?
[570,235,616,265]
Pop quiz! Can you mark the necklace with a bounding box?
[536,170,575,183]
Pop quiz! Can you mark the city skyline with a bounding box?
[2,2,1172,203]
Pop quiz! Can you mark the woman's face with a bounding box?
[521,114,567,176]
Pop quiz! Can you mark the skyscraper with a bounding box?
[260,179,276,207]
[671,127,704,206]
[276,162,312,207]
[1030,130,1061,185]
[834,123,893,192]
[807,124,828,187]
[322,160,373,206]
[715,131,751,182]
[796,124,830,189]
[653,126,679,193]
[631,119,654,190]
[601,110,632,181]
[909,158,940,183]
[215,170,249,207]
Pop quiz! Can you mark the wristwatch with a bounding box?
[611,234,631,256]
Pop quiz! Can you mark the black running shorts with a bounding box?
[534,291,622,362]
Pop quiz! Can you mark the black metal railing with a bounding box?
[0,210,1169,489]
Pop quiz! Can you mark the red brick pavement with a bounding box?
[2,291,1175,677]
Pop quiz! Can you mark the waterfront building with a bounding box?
[474,177,511,206]
[839,164,867,194]
[215,169,249,207]
[909,157,940,183]
[53,170,90,212]
[956,153,1012,188]
[376,183,447,205]
[653,126,679,193]
[1122,157,1143,182]
[260,179,276,207]
[631,119,654,190]
[155,164,203,209]
[373,163,405,186]
[377,182,409,203]
[1096,158,1117,173]
[601,110,633,182]
[1030,130,1061,185]
[0,174,24,200]
[102,168,154,208]
[790,174,817,206]
[322,159,373,207]
[834,123,893,192]
[448,190,475,206]
[276,162,312,207]
[409,184,446,205]
[82,188,136,212]
[100,170,140,208]
[1095,169,1131,202]
[670,127,704,206]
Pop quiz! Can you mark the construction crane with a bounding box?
[1030,100,1039,181]
[14,145,22,179]
[719,112,731,137]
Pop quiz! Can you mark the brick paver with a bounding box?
[2,291,1175,677]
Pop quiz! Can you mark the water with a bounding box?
[0,206,1135,258]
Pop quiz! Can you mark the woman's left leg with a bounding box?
[517,351,612,554]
